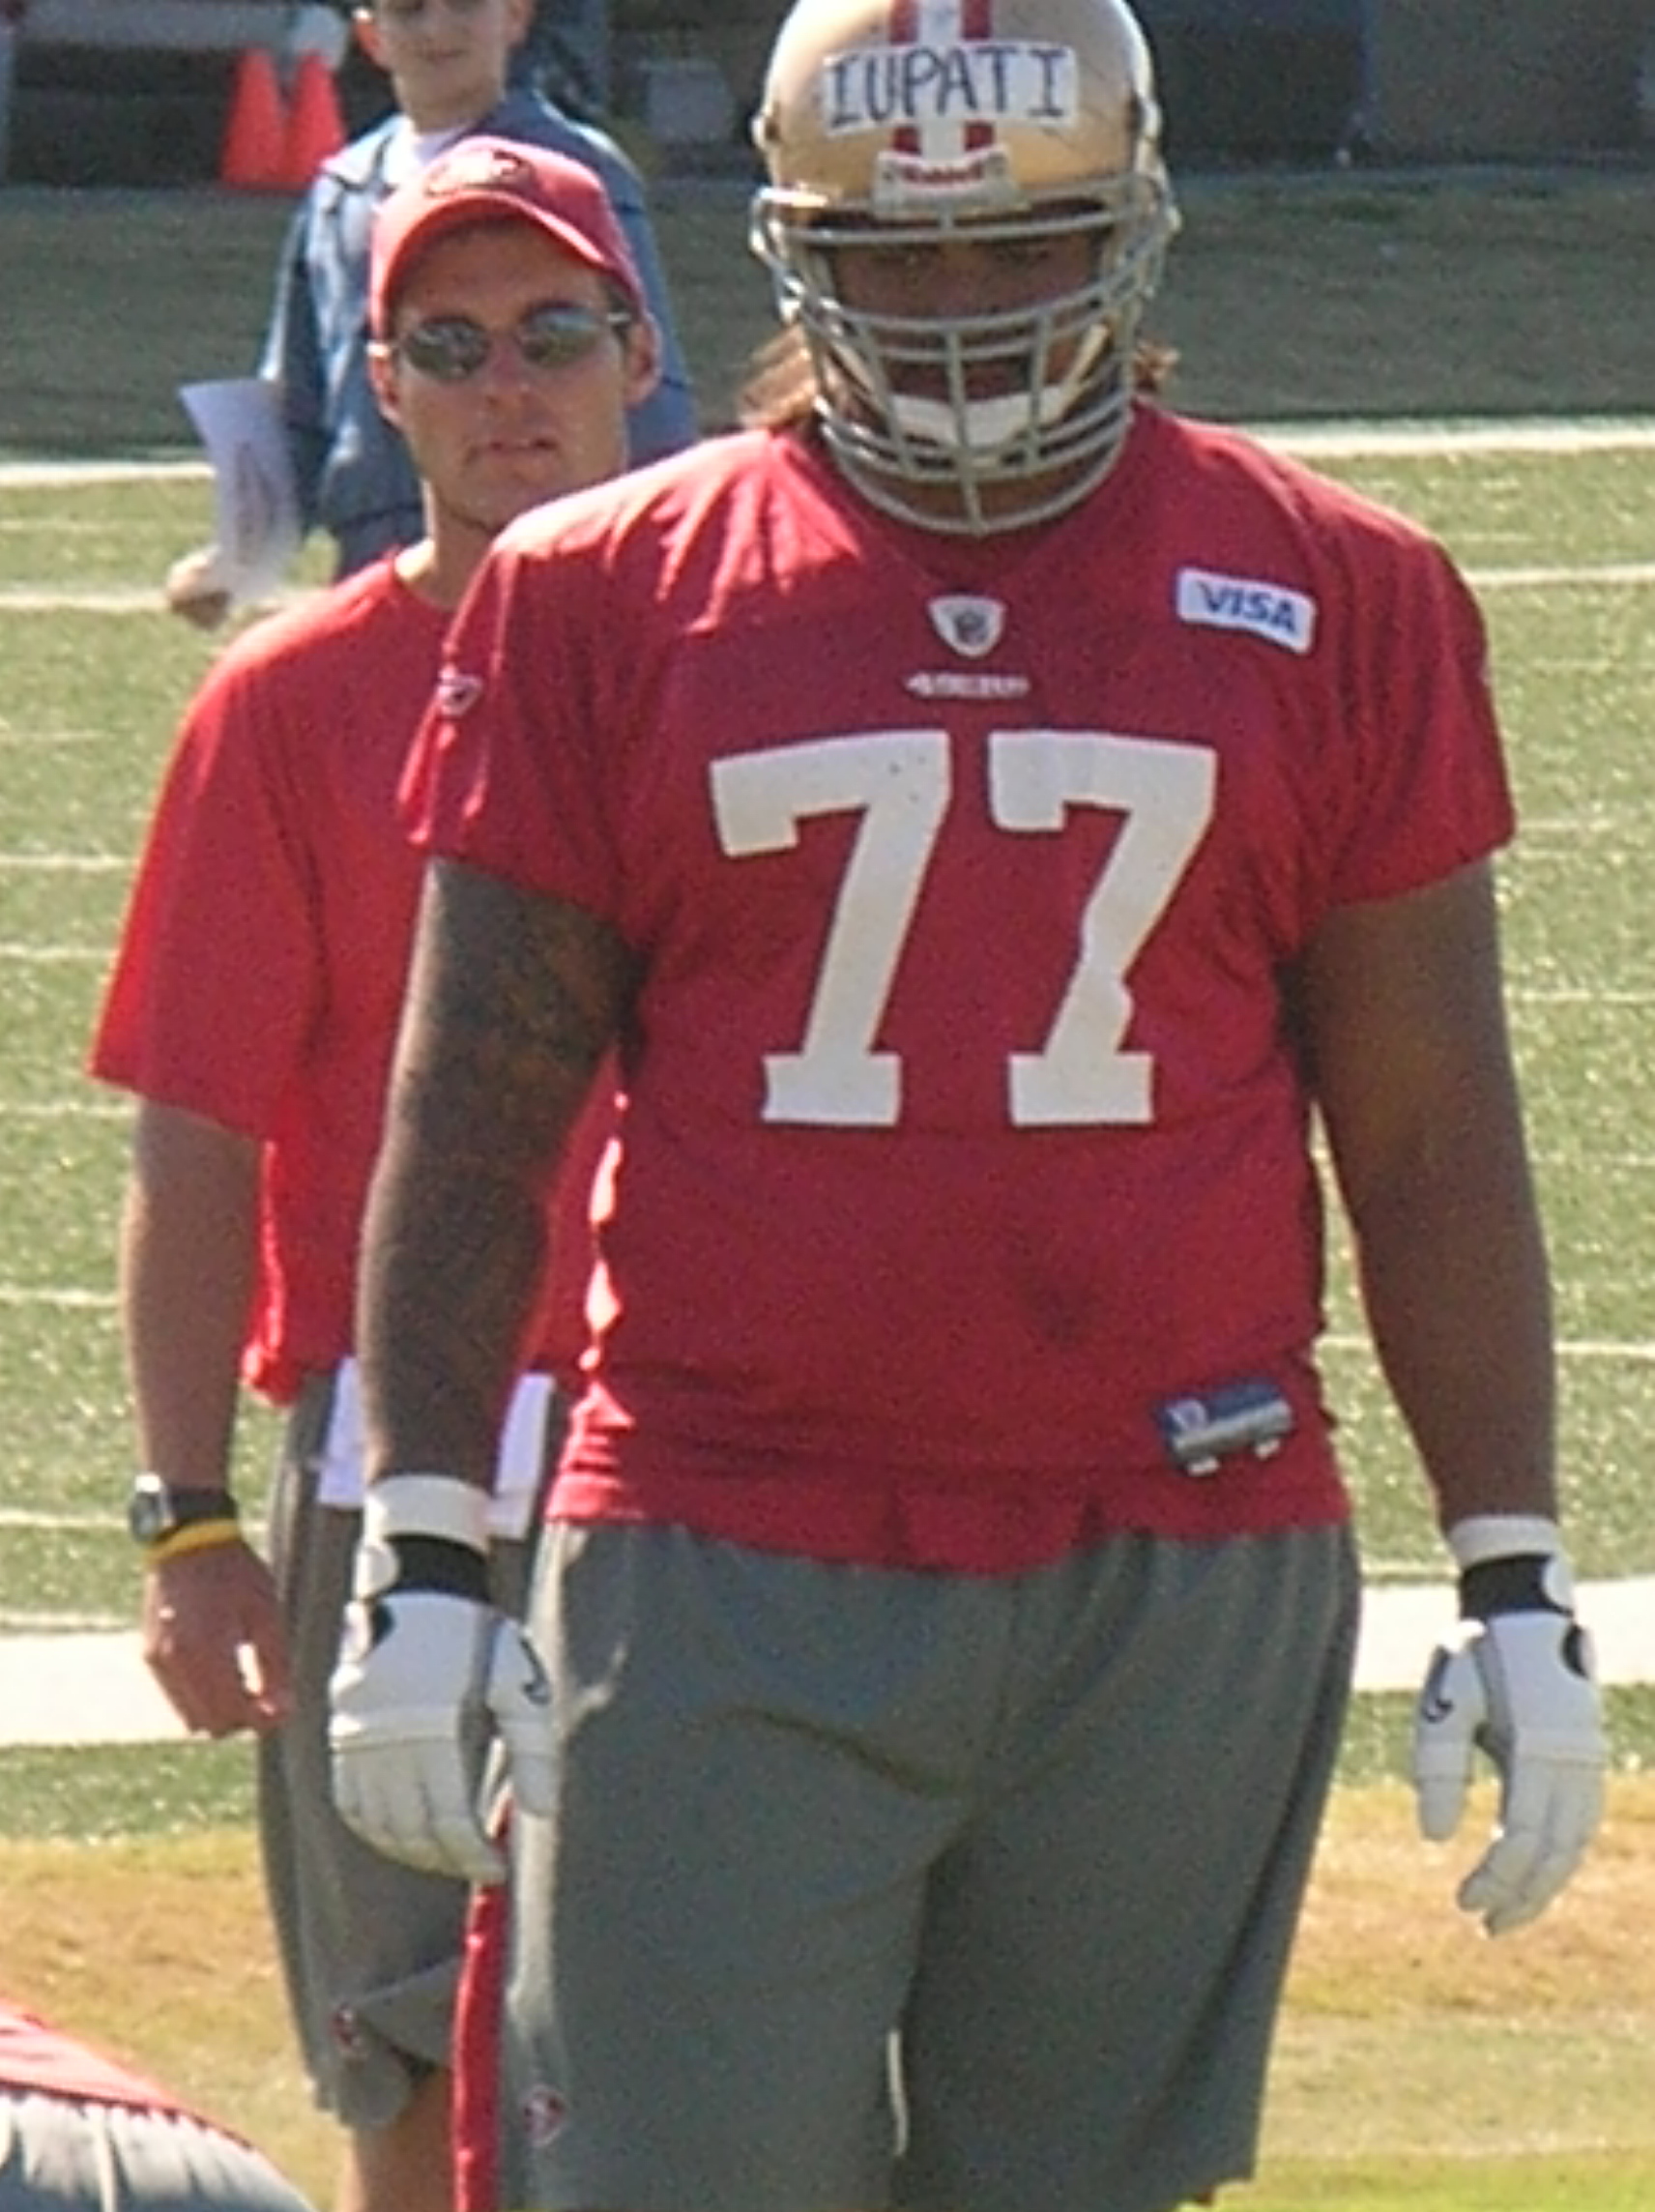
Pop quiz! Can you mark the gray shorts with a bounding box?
[259,1376,552,2129]
[0,2090,315,2212]
[497,1520,1359,2212]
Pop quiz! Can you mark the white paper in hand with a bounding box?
[178,378,301,608]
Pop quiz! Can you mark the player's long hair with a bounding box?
[738,324,1177,433]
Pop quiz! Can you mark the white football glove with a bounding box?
[1412,1514,1607,1936]
[328,1473,554,1884]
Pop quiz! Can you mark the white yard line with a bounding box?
[5,556,1654,618]
[6,420,1655,488]
[0,459,210,485]
[9,415,1655,616]
[1256,419,1655,457]
[3,1571,1651,1747]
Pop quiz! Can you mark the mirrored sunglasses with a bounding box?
[395,303,635,383]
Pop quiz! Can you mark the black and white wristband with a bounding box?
[356,1473,491,1605]
[1447,1512,1576,1621]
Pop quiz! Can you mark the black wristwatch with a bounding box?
[126,1472,240,1549]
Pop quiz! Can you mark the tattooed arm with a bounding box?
[356,859,636,1493]
[330,862,632,1878]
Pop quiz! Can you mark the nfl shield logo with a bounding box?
[927,595,1005,659]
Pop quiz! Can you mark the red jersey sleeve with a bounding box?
[1323,526,1513,905]
[90,633,328,1135]
[404,520,625,925]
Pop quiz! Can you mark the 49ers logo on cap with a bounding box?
[423,141,537,199]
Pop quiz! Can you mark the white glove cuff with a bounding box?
[1447,1513,1576,1614]
[363,1473,490,1557]
[1446,1513,1563,1571]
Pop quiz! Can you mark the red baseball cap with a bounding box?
[370,136,646,338]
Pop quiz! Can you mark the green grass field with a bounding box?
[3,170,1655,2210]
[4,416,1654,2212]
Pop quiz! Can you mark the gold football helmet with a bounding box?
[750,0,1178,532]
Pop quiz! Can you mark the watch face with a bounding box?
[128,1476,175,1545]
[128,1477,237,1547]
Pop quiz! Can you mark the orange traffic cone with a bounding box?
[219,47,287,190]
[277,52,347,189]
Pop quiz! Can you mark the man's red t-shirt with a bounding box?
[92,557,600,1402]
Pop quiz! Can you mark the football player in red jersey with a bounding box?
[330,6,1608,2210]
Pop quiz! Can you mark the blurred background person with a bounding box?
[97,141,655,2212]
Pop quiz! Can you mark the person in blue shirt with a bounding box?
[508,0,609,114]
[0,2,26,186]
[167,0,694,626]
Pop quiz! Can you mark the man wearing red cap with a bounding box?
[164,0,693,626]
[90,139,656,2212]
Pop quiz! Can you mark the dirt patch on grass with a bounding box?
[1268,1777,1655,2160]
[3,1777,1650,2198]
[0,1827,332,2199]
[1292,1777,1655,2016]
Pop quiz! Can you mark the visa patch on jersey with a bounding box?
[1155,1379,1296,1477]
[1176,568,1317,655]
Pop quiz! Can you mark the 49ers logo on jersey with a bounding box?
[436,664,485,718]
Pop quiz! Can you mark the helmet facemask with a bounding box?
[750,0,1179,535]
[752,176,1176,534]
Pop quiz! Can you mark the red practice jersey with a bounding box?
[91,558,599,1402]
[408,409,1515,1567]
